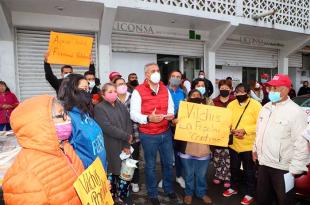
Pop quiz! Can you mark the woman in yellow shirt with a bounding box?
[223,83,262,205]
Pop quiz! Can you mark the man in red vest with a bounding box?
[130,63,176,205]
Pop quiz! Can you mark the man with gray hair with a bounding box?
[130,63,176,205]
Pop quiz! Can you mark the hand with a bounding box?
[148,108,164,123]
[233,129,246,139]
[123,147,131,155]
[44,51,49,62]
[252,151,258,162]
[128,135,133,144]
[107,180,112,191]
[165,113,175,121]
[89,56,94,64]
[172,118,179,125]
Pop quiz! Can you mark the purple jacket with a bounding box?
[0,92,19,124]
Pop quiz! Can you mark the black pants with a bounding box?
[256,165,295,205]
[131,141,141,184]
[229,149,256,196]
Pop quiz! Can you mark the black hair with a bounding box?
[168,69,182,79]
[199,70,205,75]
[95,78,101,86]
[235,83,251,94]
[58,73,93,116]
[0,81,10,92]
[188,89,202,99]
[61,65,73,73]
[226,77,232,81]
[128,73,137,81]
[113,77,126,84]
[84,71,95,77]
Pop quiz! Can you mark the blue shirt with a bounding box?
[69,107,107,170]
[168,86,186,115]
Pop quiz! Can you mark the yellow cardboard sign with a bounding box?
[47,31,93,67]
[175,101,232,147]
[74,158,114,205]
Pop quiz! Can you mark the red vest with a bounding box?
[135,80,169,134]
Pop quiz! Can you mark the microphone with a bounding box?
[151,91,156,96]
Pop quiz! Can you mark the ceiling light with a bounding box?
[165,61,169,64]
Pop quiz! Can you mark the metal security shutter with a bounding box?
[288,52,302,68]
[216,43,278,68]
[112,33,204,56]
[16,29,97,101]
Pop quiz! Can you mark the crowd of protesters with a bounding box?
[0,52,309,205]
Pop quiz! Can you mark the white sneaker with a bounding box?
[158,179,163,188]
[131,183,140,193]
[176,177,185,189]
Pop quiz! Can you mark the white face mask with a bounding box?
[89,81,95,89]
[199,75,205,79]
[255,83,260,89]
[150,72,161,84]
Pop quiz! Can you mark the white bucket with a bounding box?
[119,159,137,181]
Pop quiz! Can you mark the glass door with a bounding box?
[157,54,180,85]
[183,57,202,81]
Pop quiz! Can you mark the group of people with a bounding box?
[0,54,309,205]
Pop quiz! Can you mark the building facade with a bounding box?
[0,0,309,100]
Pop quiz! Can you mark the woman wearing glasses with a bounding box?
[58,74,107,170]
[2,95,84,204]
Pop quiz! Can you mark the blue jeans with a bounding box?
[181,157,210,198]
[0,123,11,131]
[139,129,174,198]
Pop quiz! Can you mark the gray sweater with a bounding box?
[94,100,132,175]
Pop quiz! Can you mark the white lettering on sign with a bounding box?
[113,22,154,34]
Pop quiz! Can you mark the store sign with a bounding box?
[113,22,154,34]
[113,21,206,40]
[226,35,284,48]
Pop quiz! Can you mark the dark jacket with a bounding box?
[94,100,132,175]
[297,86,310,96]
[44,61,95,93]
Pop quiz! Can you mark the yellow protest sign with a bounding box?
[47,31,93,67]
[175,101,232,147]
[74,158,114,205]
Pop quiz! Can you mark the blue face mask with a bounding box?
[268,92,282,103]
[261,79,267,83]
[196,87,206,95]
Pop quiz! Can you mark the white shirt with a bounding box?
[130,85,174,124]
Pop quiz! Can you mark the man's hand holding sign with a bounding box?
[175,101,232,147]
[47,31,93,67]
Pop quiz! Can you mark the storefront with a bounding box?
[111,21,205,84]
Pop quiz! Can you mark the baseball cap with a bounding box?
[266,74,291,88]
[109,71,122,81]
[260,73,269,79]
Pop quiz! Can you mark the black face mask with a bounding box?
[188,98,205,104]
[220,90,230,97]
[236,94,248,103]
[77,90,92,105]
[129,80,139,87]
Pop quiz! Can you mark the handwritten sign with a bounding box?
[74,158,113,205]
[175,101,232,147]
[47,31,93,67]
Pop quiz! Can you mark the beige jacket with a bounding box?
[254,98,310,174]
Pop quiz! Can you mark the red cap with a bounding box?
[266,74,291,88]
[109,71,122,81]
[260,73,269,79]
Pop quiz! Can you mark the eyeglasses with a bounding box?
[52,112,68,121]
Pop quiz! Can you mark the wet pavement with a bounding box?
[132,162,310,205]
